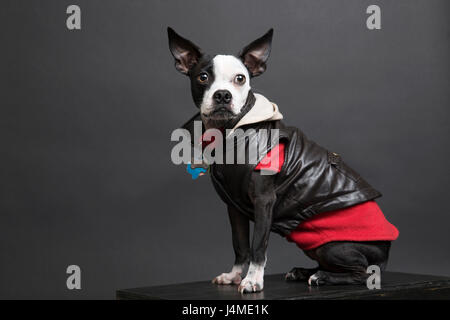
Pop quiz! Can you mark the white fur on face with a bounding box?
[200,55,251,116]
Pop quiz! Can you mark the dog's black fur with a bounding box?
[168,27,391,290]
[235,171,391,286]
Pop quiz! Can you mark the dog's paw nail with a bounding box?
[308,274,321,286]
[238,279,263,293]
[285,272,294,281]
[238,282,249,293]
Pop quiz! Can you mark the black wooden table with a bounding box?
[117,271,450,300]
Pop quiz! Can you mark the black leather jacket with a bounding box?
[182,116,382,236]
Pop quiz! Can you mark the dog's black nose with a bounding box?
[213,90,232,104]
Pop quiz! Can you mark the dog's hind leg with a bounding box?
[307,270,368,286]
[285,267,319,281]
[305,241,391,286]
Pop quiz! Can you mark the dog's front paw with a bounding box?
[238,276,263,293]
[212,272,242,285]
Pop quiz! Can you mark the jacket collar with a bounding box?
[226,93,283,136]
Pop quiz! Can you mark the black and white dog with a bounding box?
[167,28,398,293]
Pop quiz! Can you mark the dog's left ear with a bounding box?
[167,27,203,75]
[239,29,273,77]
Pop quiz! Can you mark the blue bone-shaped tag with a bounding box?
[186,164,207,180]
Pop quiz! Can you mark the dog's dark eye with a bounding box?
[234,74,246,85]
[197,73,208,83]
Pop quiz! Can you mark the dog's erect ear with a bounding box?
[167,27,203,75]
[239,29,273,77]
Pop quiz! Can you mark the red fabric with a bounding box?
[200,130,219,149]
[254,145,398,250]
[254,142,398,250]
[286,200,399,250]
[254,143,285,172]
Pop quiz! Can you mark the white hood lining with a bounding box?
[227,93,283,136]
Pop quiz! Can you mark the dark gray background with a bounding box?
[1,0,449,299]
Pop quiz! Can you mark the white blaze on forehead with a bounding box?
[201,55,251,115]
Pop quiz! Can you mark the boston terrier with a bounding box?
[167,27,399,293]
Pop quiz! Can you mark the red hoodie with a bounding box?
[255,142,399,250]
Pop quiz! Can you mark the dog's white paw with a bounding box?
[238,276,264,293]
[308,271,326,286]
[238,262,264,294]
[212,272,242,285]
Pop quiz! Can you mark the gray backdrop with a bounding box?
[1,0,449,299]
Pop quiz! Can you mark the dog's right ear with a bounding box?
[167,27,202,75]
